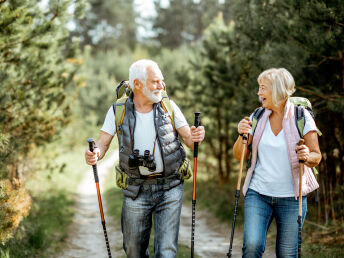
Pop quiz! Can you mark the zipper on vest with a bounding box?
[131,103,136,152]
[154,104,166,174]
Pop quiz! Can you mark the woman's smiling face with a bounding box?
[257,78,273,109]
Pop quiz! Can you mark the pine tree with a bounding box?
[72,0,137,51]
[0,0,85,242]
[176,16,244,183]
[152,0,224,48]
[231,0,344,222]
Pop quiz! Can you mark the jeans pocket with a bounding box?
[245,188,256,199]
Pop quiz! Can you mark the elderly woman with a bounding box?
[233,68,321,258]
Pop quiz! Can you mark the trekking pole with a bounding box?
[298,139,305,258]
[88,138,112,258]
[191,112,201,258]
[227,133,248,258]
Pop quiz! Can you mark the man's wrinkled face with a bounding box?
[142,66,164,103]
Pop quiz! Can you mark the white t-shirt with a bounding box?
[101,100,188,175]
[249,108,317,197]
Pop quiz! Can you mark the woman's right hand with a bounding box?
[85,147,100,165]
[237,117,252,135]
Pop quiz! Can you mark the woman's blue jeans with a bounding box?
[243,188,307,258]
[121,182,184,258]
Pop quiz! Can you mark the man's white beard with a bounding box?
[142,84,162,103]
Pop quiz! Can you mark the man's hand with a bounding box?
[177,125,205,149]
[85,147,100,165]
[190,125,205,143]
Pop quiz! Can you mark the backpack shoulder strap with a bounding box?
[294,105,322,137]
[160,95,176,133]
[251,107,265,136]
[294,105,305,138]
[113,96,128,136]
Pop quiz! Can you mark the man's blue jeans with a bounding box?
[243,188,307,258]
[121,182,184,258]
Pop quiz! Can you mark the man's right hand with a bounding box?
[85,147,100,165]
[237,116,252,135]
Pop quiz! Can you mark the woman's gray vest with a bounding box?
[116,93,185,197]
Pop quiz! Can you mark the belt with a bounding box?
[140,173,163,179]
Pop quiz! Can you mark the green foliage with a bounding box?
[76,46,151,126]
[0,0,85,177]
[173,17,248,181]
[152,0,226,48]
[0,192,74,257]
[0,0,86,243]
[230,0,344,223]
[0,143,87,257]
[176,0,344,192]
[153,45,194,96]
[72,0,137,51]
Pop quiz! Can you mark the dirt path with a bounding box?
[179,206,275,258]
[60,152,274,258]
[60,151,125,258]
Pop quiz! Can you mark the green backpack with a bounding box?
[251,97,322,138]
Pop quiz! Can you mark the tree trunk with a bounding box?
[224,111,231,183]
[329,178,336,223]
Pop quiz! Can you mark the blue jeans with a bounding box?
[243,189,307,258]
[121,182,184,258]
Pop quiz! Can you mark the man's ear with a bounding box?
[133,79,143,90]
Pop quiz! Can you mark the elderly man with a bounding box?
[85,59,205,258]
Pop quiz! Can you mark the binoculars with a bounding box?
[128,149,156,172]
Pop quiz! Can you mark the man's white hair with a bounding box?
[258,68,296,106]
[129,59,160,90]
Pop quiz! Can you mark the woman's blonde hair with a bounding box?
[257,68,295,106]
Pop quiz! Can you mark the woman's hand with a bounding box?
[296,144,310,162]
[238,117,252,135]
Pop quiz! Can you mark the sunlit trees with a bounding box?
[0,0,85,242]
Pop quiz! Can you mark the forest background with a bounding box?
[0,0,343,257]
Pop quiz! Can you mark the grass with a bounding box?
[104,170,196,257]
[0,144,88,258]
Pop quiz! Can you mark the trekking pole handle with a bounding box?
[194,112,201,158]
[88,138,95,152]
[88,138,99,183]
[297,139,305,163]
